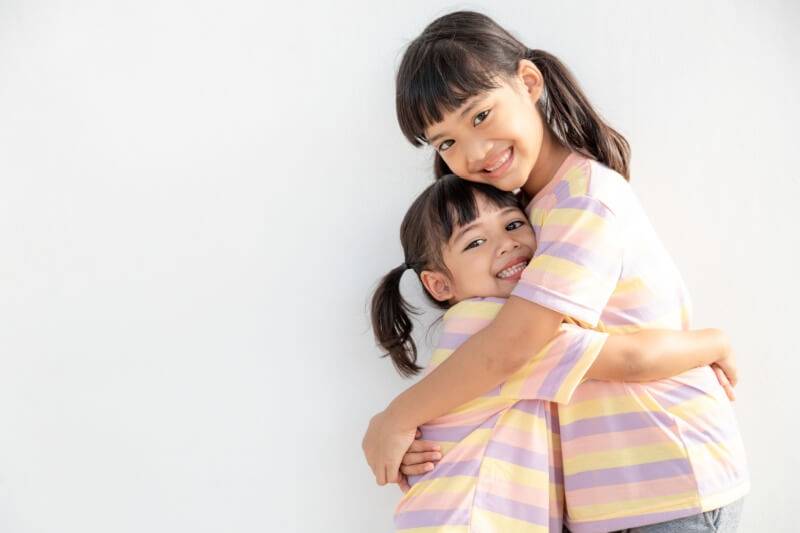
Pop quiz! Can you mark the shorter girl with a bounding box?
[370,175,733,532]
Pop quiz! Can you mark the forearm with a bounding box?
[590,328,730,381]
[385,297,563,430]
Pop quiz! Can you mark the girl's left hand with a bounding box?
[362,410,417,485]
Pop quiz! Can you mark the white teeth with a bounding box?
[485,149,511,172]
[497,260,528,279]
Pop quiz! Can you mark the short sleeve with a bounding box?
[499,324,608,404]
[511,195,624,327]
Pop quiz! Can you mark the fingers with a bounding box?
[397,476,411,493]
[712,364,736,402]
[401,462,435,476]
[402,450,442,465]
[406,439,441,453]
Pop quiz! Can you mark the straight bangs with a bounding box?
[396,40,501,146]
[429,175,523,244]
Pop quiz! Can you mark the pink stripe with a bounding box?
[442,316,493,335]
[397,490,473,513]
[563,426,676,456]
[426,404,508,426]
[438,443,487,464]
[491,423,551,454]
[476,477,550,508]
[512,332,573,399]
[567,474,697,507]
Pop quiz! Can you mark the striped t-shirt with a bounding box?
[511,153,749,532]
[395,298,608,533]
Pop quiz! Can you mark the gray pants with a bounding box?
[609,498,744,533]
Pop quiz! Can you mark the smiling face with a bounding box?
[420,195,536,304]
[423,68,545,193]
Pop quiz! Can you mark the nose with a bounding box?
[497,233,521,256]
[465,135,492,171]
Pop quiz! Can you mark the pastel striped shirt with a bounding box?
[394,297,608,533]
[511,153,749,532]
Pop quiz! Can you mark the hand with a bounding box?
[399,429,441,477]
[362,410,417,486]
[712,339,737,402]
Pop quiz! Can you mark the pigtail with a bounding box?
[528,49,631,181]
[370,264,423,377]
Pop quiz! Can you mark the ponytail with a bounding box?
[527,49,631,180]
[370,264,423,377]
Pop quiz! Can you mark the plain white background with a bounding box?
[0,1,797,531]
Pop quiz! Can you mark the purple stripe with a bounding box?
[558,194,613,218]
[437,331,469,350]
[474,491,549,525]
[680,415,739,449]
[600,297,683,326]
[560,410,676,441]
[657,383,711,408]
[395,508,471,529]
[565,458,694,490]
[420,414,499,442]
[567,506,702,533]
[536,240,621,279]
[407,459,483,487]
[538,333,594,401]
[511,282,600,326]
[551,179,572,203]
[484,441,549,472]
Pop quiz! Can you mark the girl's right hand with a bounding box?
[712,336,737,401]
[399,429,442,477]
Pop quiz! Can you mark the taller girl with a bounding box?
[364,10,748,532]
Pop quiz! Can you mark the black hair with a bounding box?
[370,175,523,377]
[396,10,631,181]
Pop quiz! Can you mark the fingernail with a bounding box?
[425,463,433,471]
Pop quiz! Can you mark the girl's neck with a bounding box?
[522,120,571,198]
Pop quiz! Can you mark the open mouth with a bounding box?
[482,147,513,176]
[496,258,529,280]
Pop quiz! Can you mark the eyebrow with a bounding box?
[426,96,487,145]
[451,206,521,244]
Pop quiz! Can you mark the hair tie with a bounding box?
[402,262,411,271]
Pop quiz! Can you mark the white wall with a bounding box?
[0,1,797,531]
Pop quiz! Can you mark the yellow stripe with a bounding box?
[495,407,550,434]
[446,396,513,416]
[614,277,648,294]
[554,334,606,403]
[564,167,590,196]
[405,475,477,496]
[480,456,551,489]
[471,506,549,533]
[546,207,610,234]
[558,392,663,425]
[563,442,686,473]
[529,254,606,283]
[443,301,502,319]
[429,348,453,367]
[666,394,716,418]
[570,491,699,520]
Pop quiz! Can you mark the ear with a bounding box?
[419,270,454,302]
[515,59,545,103]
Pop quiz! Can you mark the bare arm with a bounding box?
[363,297,562,485]
[588,328,733,381]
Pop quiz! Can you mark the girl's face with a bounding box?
[423,70,544,193]
[421,195,536,304]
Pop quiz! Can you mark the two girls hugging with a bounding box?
[364,11,748,533]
